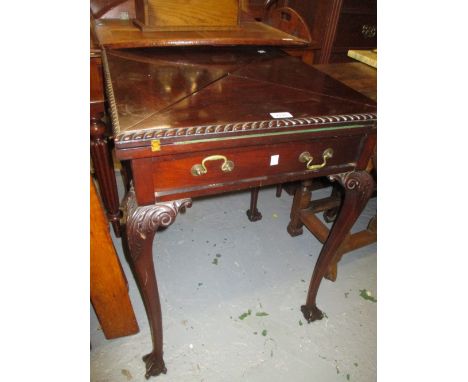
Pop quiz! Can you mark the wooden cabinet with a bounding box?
[328,0,376,62]
[269,0,376,63]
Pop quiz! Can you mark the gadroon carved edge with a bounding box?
[114,112,377,147]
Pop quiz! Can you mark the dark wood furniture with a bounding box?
[100,45,376,378]
[310,61,376,281]
[91,25,122,237]
[133,0,241,31]
[90,1,318,233]
[274,61,377,281]
[93,17,310,49]
[314,61,377,101]
[90,177,139,339]
[244,0,377,230]
[262,6,316,65]
[267,0,377,63]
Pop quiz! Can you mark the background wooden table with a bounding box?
[313,62,376,101]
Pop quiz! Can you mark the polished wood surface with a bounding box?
[298,171,375,321]
[103,46,376,378]
[90,28,122,236]
[263,6,316,64]
[265,6,311,42]
[105,47,375,139]
[90,177,139,339]
[314,62,376,101]
[94,19,310,49]
[320,0,377,63]
[105,47,376,206]
[268,0,376,63]
[242,0,269,20]
[134,0,239,31]
[91,0,135,19]
[309,61,376,281]
[150,135,363,200]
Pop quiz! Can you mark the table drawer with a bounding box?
[334,13,377,49]
[151,135,364,198]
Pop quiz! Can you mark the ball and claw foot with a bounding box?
[246,209,262,222]
[301,304,324,323]
[142,352,167,379]
[287,223,303,237]
[323,208,338,223]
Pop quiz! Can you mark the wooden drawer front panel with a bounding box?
[342,0,376,14]
[152,135,363,198]
[334,13,377,49]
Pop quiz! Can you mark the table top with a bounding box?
[94,19,311,49]
[103,46,376,153]
[313,62,377,102]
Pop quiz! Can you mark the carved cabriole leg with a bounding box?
[90,113,122,237]
[287,180,313,237]
[246,187,262,222]
[301,171,374,322]
[123,189,192,379]
[324,234,349,282]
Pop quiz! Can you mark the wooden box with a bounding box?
[134,0,240,31]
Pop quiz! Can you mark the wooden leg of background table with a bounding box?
[276,184,283,197]
[120,160,133,193]
[246,187,262,222]
[123,189,192,379]
[90,113,122,237]
[287,180,312,237]
[323,185,342,223]
[301,171,374,322]
[324,218,377,281]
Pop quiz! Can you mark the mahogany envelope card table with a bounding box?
[102,46,376,378]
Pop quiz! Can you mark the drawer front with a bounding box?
[342,0,376,14]
[334,13,377,49]
[151,135,363,198]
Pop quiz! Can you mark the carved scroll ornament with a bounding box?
[124,188,192,261]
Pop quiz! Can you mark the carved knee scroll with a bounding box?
[124,189,192,261]
[328,171,375,213]
[123,188,192,379]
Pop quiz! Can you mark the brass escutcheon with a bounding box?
[299,148,334,170]
[361,24,377,38]
[191,155,234,176]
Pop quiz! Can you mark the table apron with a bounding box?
[148,134,364,201]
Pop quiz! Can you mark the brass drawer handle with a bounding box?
[299,148,334,170]
[191,155,235,176]
[361,24,376,38]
